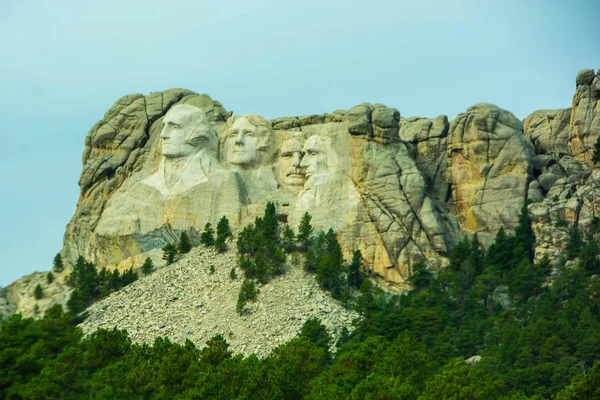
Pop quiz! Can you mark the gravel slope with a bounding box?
[80,246,358,357]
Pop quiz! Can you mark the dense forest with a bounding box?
[2,203,600,399]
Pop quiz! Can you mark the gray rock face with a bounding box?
[523,108,571,156]
[446,103,535,244]
[569,69,600,166]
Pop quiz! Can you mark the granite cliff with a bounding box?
[2,68,600,318]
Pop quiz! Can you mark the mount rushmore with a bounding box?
[53,68,600,290]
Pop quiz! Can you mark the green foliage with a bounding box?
[66,256,138,315]
[52,253,63,272]
[215,233,227,253]
[593,134,600,164]
[282,225,296,253]
[178,231,192,254]
[236,279,258,315]
[209,265,215,275]
[217,216,232,238]
[162,243,177,264]
[347,250,365,289]
[33,284,43,300]
[236,203,286,284]
[299,317,332,355]
[141,257,154,275]
[201,222,215,246]
[566,225,584,260]
[297,212,314,251]
[515,200,536,263]
[410,259,433,291]
[46,272,54,284]
[6,205,600,399]
[230,267,237,280]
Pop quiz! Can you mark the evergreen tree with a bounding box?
[34,284,43,300]
[215,233,227,253]
[299,317,332,356]
[230,267,237,280]
[282,225,296,253]
[515,200,536,263]
[347,250,365,288]
[178,232,191,254]
[53,253,64,272]
[46,272,55,284]
[566,225,584,260]
[162,243,177,264]
[236,279,258,315]
[409,259,433,291]
[485,227,514,272]
[216,216,232,238]
[593,135,600,164]
[297,212,313,251]
[141,257,154,275]
[262,202,278,241]
[200,223,215,246]
[579,238,600,275]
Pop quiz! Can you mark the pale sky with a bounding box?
[1,0,599,287]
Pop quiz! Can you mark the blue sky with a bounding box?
[0,0,598,287]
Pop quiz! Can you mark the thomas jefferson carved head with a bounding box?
[160,105,217,159]
[220,115,275,169]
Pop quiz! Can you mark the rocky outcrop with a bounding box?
[523,108,571,157]
[61,97,458,291]
[63,91,230,269]
[446,103,535,244]
[80,246,358,358]
[569,69,600,166]
[399,115,450,204]
[6,68,600,319]
[1,270,71,318]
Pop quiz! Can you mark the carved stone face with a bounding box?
[300,136,331,186]
[224,117,260,167]
[160,105,212,159]
[274,137,306,193]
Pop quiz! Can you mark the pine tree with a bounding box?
[262,202,278,241]
[409,259,433,291]
[46,272,55,284]
[236,279,259,315]
[53,253,64,272]
[141,257,154,275]
[566,225,584,260]
[34,284,43,300]
[162,243,177,264]
[178,232,191,254]
[593,135,600,164]
[347,250,365,288]
[282,225,296,253]
[215,234,227,253]
[201,223,215,246]
[299,317,332,356]
[515,200,536,263]
[297,212,313,251]
[217,216,232,238]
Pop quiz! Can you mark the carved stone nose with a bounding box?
[235,132,244,145]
